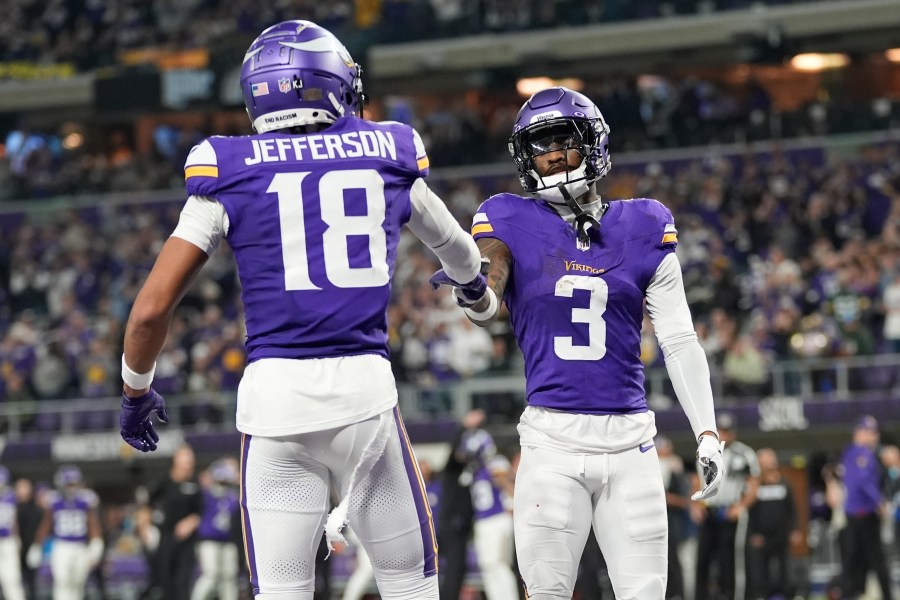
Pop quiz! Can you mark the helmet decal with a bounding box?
[240,20,366,133]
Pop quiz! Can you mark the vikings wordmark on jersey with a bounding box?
[473,195,678,414]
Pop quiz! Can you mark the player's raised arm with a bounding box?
[644,251,724,500]
[407,178,497,320]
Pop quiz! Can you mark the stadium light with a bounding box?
[789,53,849,72]
[516,77,584,97]
[62,132,84,150]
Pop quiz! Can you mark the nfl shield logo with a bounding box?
[278,78,291,93]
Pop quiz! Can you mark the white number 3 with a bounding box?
[553,275,608,361]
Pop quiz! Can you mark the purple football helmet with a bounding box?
[210,459,238,486]
[509,87,611,199]
[54,464,82,489]
[240,20,365,133]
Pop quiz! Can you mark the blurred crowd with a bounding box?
[0,0,832,70]
[2,136,900,412]
[5,73,900,201]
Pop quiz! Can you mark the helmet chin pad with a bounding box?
[530,162,591,204]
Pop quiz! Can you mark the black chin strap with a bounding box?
[557,183,600,245]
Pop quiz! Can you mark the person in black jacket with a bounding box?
[438,421,475,600]
[14,478,41,600]
[747,448,801,600]
[148,444,201,600]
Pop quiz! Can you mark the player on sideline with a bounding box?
[431,86,726,599]
[0,467,25,600]
[117,20,487,600]
[26,465,103,600]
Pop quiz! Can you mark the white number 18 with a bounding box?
[270,169,390,290]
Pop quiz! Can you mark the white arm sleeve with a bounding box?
[645,253,717,441]
[406,178,481,283]
[170,195,229,255]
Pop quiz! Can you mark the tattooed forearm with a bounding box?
[469,237,511,315]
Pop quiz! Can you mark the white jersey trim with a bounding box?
[170,195,229,256]
[518,406,657,454]
[236,355,398,436]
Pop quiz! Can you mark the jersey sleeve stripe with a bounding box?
[473,212,489,224]
[471,223,494,235]
[661,232,677,244]
[417,156,430,170]
[185,165,219,179]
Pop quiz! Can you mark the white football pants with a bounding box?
[240,407,438,599]
[473,511,519,600]
[50,540,91,600]
[0,537,25,600]
[191,540,239,600]
[514,444,668,599]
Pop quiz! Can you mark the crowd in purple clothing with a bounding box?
[2,136,900,414]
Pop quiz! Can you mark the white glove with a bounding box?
[87,538,104,569]
[692,433,726,501]
[25,544,42,569]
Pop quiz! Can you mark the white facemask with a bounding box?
[530,162,591,204]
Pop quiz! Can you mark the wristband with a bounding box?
[122,355,156,390]
[464,287,498,323]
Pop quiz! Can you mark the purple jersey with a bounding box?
[473,196,677,414]
[459,429,508,520]
[47,489,97,542]
[197,487,240,542]
[0,489,15,538]
[184,116,429,362]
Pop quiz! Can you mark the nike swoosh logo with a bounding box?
[639,443,655,453]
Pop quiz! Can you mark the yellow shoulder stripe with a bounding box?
[185,165,219,179]
[472,223,494,236]
[417,156,430,170]
[662,232,678,244]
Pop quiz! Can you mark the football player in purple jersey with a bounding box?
[192,458,241,600]
[26,465,103,600]
[118,19,486,600]
[431,87,727,599]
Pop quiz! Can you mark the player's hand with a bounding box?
[25,544,42,569]
[120,388,169,452]
[429,259,489,307]
[87,538,104,569]
[691,433,725,501]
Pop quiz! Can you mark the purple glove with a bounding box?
[120,389,169,452]
[429,270,488,307]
